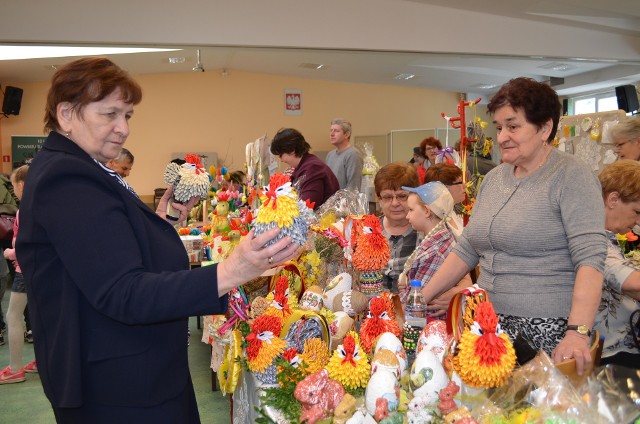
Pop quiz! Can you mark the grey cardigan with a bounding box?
[454,149,607,318]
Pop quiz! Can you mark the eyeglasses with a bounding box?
[379,192,410,203]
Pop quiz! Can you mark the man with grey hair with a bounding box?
[326,118,363,190]
[106,148,135,178]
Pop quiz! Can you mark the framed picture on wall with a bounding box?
[284,89,302,115]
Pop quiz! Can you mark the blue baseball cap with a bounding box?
[401,181,454,219]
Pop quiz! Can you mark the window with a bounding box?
[569,90,618,115]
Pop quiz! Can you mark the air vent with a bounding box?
[299,63,326,70]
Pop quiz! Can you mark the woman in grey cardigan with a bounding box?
[421,77,607,376]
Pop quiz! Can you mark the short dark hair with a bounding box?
[270,128,311,157]
[487,77,561,142]
[44,57,142,133]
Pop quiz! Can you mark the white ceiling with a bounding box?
[1,0,639,98]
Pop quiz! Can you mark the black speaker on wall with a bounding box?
[2,86,23,115]
[615,85,639,113]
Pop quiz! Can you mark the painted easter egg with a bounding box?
[410,349,449,399]
[416,320,453,362]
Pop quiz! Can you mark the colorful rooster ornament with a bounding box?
[453,301,516,388]
[360,296,402,355]
[351,215,390,297]
[263,276,294,323]
[325,331,371,391]
[246,314,286,383]
[253,173,310,247]
[163,154,211,221]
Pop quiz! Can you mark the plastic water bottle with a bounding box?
[405,280,427,328]
[403,280,427,361]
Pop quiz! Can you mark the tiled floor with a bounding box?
[0,287,231,423]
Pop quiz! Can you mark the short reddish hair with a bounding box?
[374,162,419,195]
[419,137,443,157]
[423,163,462,185]
[44,57,142,133]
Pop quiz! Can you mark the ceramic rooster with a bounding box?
[163,154,211,221]
[253,173,309,247]
[263,276,294,324]
[360,296,402,355]
[246,314,286,374]
[351,215,390,297]
[453,301,516,388]
[325,331,371,391]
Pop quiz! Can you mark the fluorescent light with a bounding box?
[0,46,180,61]
[394,73,415,80]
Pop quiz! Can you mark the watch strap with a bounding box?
[566,324,592,337]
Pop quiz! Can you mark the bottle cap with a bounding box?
[410,280,421,288]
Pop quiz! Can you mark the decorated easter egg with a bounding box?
[373,332,408,377]
[371,349,400,378]
[299,286,324,311]
[416,320,453,362]
[329,311,355,350]
[365,368,400,415]
[410,349,449,399]
[333,290,368,317]
[323,273,352,308]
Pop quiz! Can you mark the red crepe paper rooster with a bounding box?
[351,215,390,297]
[360,296,402,354]
[263,276,293,323]
[246,314,286,374]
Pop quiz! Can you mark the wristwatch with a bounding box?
[566,324,592,337]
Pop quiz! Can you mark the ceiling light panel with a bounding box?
[0,46,180,61]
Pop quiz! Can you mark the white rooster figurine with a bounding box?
[163,154,211,221]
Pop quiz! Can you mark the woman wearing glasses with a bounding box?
[417,137,443,184]
[594,160,640,369]
[609,116,640,161]
[373,163,420,294]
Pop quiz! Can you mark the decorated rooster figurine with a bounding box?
[325,331,371,391]
[246,315,286,376]
[253,173,309,247]
[263,276,294,323]
[360,296,402,354]
[453,301,516,388]
[351,215,390,297]
[163,154,211,221]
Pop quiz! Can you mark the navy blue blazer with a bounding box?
[17,131,228,409]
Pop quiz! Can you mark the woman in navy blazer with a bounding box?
[16,57,299,423]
